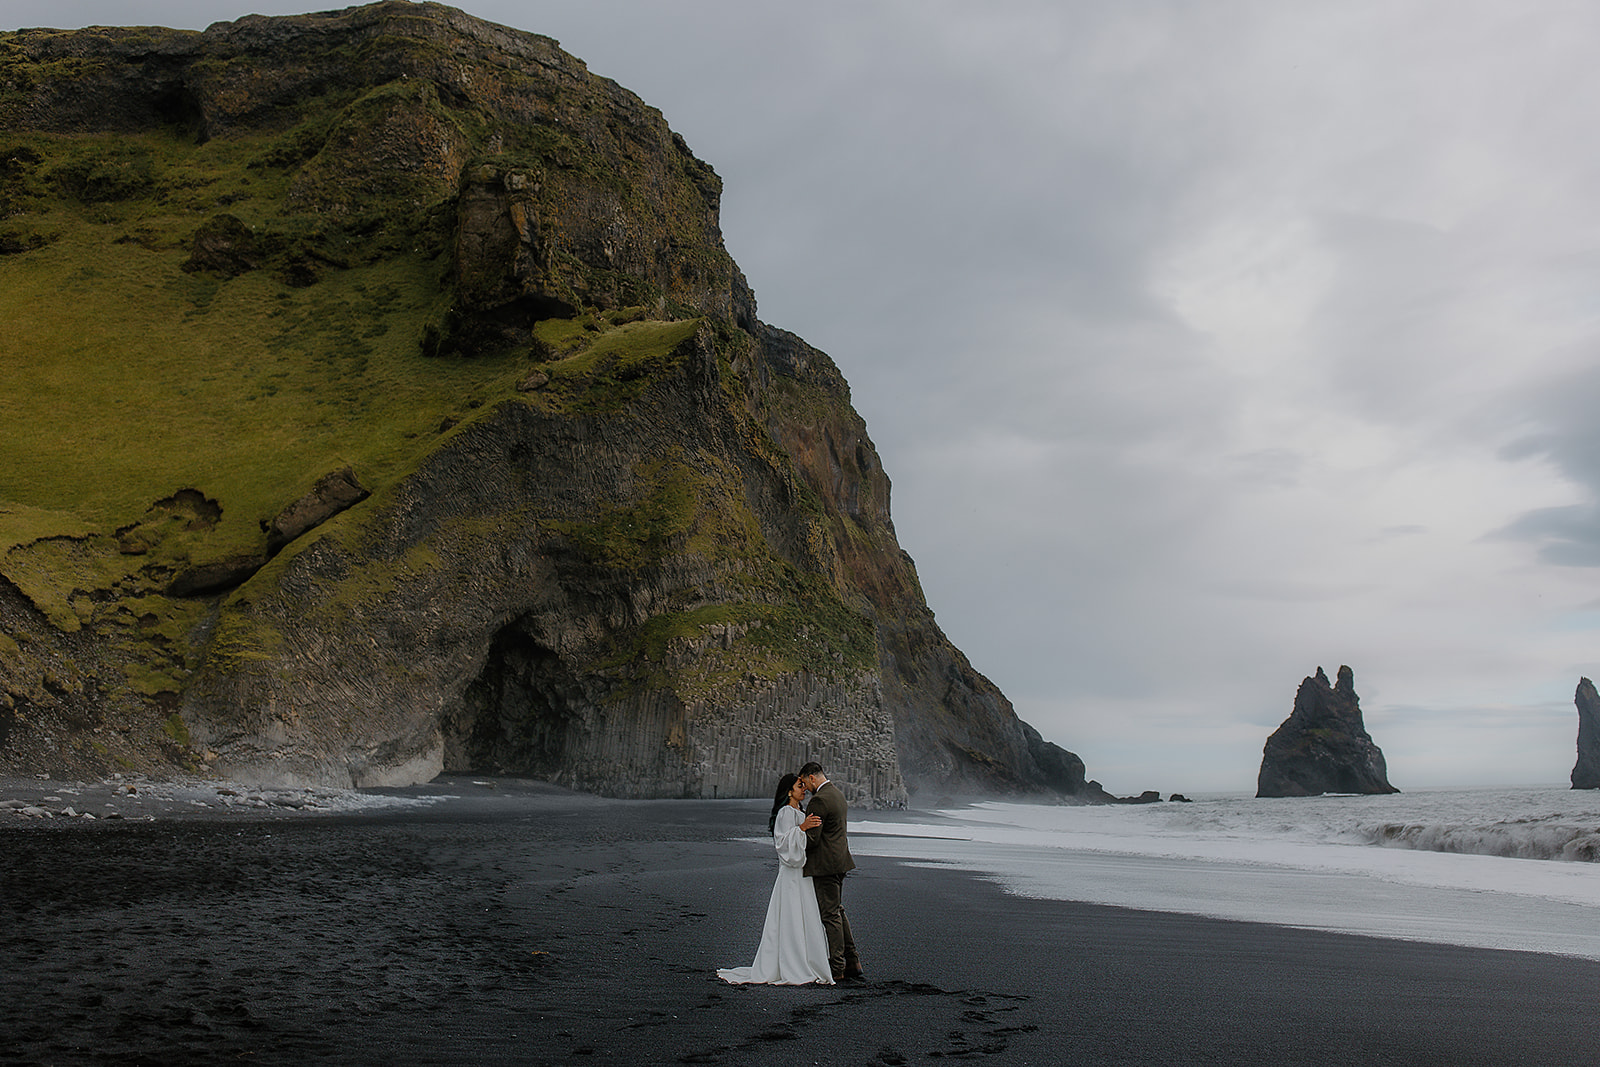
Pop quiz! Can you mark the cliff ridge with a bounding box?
[0,2,1098,803]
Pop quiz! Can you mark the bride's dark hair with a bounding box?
[768,773,800,833]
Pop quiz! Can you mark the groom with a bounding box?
[798,760,863,982]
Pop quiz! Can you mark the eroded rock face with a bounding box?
[266,467,370,555]
[178,318,1076,803]
[182,214,259,277]
[1257,666,1399,798]
[1573,678,1600,790]
[1,2,1097,803]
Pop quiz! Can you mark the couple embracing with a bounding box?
[717,761,865,986]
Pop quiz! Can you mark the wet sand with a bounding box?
[3,776,1597,1065]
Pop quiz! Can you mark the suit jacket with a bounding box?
[802,781,856,878]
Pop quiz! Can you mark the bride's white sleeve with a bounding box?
[773,807,809,868]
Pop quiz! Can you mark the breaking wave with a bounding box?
[855,789,1600,959]
[1361,817,1600,862]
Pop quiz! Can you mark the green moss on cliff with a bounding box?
[0,535,147,633]
[310,537,447,624]
[202,611,285,676]
[0,41,118,123]
[540,317,703,413]
[548,457,701,571]
[607,569,876,700]
[1,7,927,790]
[0,132,523,566]
[554,441,877,696]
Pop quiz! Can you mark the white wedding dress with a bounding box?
[717,804,834,985]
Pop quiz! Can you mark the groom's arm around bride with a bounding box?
[798,761,863,982]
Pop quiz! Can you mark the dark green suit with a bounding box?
[803,780,859,977]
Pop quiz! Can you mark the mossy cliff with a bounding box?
[0,2,1102,802]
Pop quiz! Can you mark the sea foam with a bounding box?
[853,786,1600,959]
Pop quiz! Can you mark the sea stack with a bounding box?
[1572,678,1600,789]
[1257,666,1399,798]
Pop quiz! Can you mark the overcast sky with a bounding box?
[12,1,1600,793]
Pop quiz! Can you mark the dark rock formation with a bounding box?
[0,2,1098,804]
[166,555,267,598]
[266,467,370,555]
[1573,678,1600,789]
[1257,666,1399,797]
[182,214,259,277]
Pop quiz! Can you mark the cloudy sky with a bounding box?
[12,1,1600,792]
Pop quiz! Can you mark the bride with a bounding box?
[717,773,835,985]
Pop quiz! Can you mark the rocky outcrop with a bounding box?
[182,214,260,278]
[180,325,912,798]
[166,555,268,598]
[1257,666,1399,798]
[266,467,370,555]
[0,2,1096,804]
[1573,678,1600,789]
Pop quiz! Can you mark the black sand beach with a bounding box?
[3,777,1597,1066]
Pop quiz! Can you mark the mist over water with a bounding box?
[854,787,1600,960]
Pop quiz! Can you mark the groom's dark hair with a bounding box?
[797,761,824,777]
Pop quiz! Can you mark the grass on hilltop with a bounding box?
[0,128,707,574]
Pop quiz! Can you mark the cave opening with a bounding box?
[442,623,586,777]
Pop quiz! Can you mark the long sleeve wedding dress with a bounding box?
[716,804,834,985]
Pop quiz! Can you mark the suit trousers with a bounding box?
[810,872,859,977]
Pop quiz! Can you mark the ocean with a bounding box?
[854,786,1600,961]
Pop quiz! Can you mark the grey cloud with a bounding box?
[1495,506,1600,567]
[1493,354,1600,564]
[17,0,1600,790]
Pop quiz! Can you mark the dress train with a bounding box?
[717,805,834,985]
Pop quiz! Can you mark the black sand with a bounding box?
[3,777,1597,1066]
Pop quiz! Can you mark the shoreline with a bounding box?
[5,780,1600,1064]
[0,772,1011,830]
[12,775,1600,957]
[0,772,451,824]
